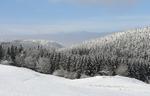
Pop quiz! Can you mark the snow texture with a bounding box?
[0,64,150,96]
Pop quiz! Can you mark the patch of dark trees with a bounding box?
[0,44,150,83]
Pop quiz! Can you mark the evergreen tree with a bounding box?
[0,45,3,60]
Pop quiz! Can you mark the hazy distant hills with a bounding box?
[0,32,111,46]
[0,40,63,49]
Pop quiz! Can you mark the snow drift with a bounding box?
[0,64,150,96]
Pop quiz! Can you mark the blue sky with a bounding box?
[0,0,150,34]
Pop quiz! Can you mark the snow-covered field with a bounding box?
[0,64,150,96]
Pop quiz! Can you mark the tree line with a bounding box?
[0,43,150,83]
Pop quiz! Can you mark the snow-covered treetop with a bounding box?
[61,26,150,55]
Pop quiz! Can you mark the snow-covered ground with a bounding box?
[0,64,150,96]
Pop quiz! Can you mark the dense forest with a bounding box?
[1,26,150,83]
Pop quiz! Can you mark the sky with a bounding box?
[0,0,150,35]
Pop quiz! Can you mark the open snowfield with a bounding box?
[0,64,150,96]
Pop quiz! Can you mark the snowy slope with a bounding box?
[0,64,150,96]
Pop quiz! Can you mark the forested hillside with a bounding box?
[0,40,63,49]
[0,26,150,83]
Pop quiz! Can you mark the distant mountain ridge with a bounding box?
[0,39,63,49]
[0,32,111,46]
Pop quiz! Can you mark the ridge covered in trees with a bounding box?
[0,26,150,83]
